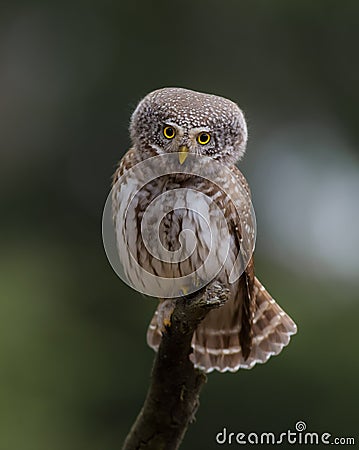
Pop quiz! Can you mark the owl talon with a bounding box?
[157,299,176,332]
[202,282,229,309]
[180,286,189,296]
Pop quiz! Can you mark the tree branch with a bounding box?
[122,288,227,450]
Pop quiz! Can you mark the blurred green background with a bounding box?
[1,1,358,449]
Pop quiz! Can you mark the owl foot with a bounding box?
[202,281,229,309]
[157,299,176,331]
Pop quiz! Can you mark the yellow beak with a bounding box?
[178,146,189,164]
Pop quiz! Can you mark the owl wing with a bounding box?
[204,165,256,362]
[230,165,255,359]
[189,167,296,372]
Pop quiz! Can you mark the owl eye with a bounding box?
[197,132,211,145]
[163,126,176,139]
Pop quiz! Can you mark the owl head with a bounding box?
[129,87,248,166]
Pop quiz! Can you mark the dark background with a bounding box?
[1,1,358,449]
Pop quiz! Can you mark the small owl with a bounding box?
[112,87,296,373]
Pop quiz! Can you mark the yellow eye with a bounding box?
[163,126,176,139]
[197,132,211,145]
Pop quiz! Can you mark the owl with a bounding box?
[112,87,297,373]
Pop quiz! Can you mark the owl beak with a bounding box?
[178,145,189,164]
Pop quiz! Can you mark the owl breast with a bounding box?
[113,172,241,298]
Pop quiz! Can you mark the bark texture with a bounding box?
[122,292,226,450]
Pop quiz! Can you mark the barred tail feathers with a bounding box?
[146,277,297,373]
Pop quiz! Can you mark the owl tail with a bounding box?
[146,277,297,373]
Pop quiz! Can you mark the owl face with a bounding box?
[130,87,248,166]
